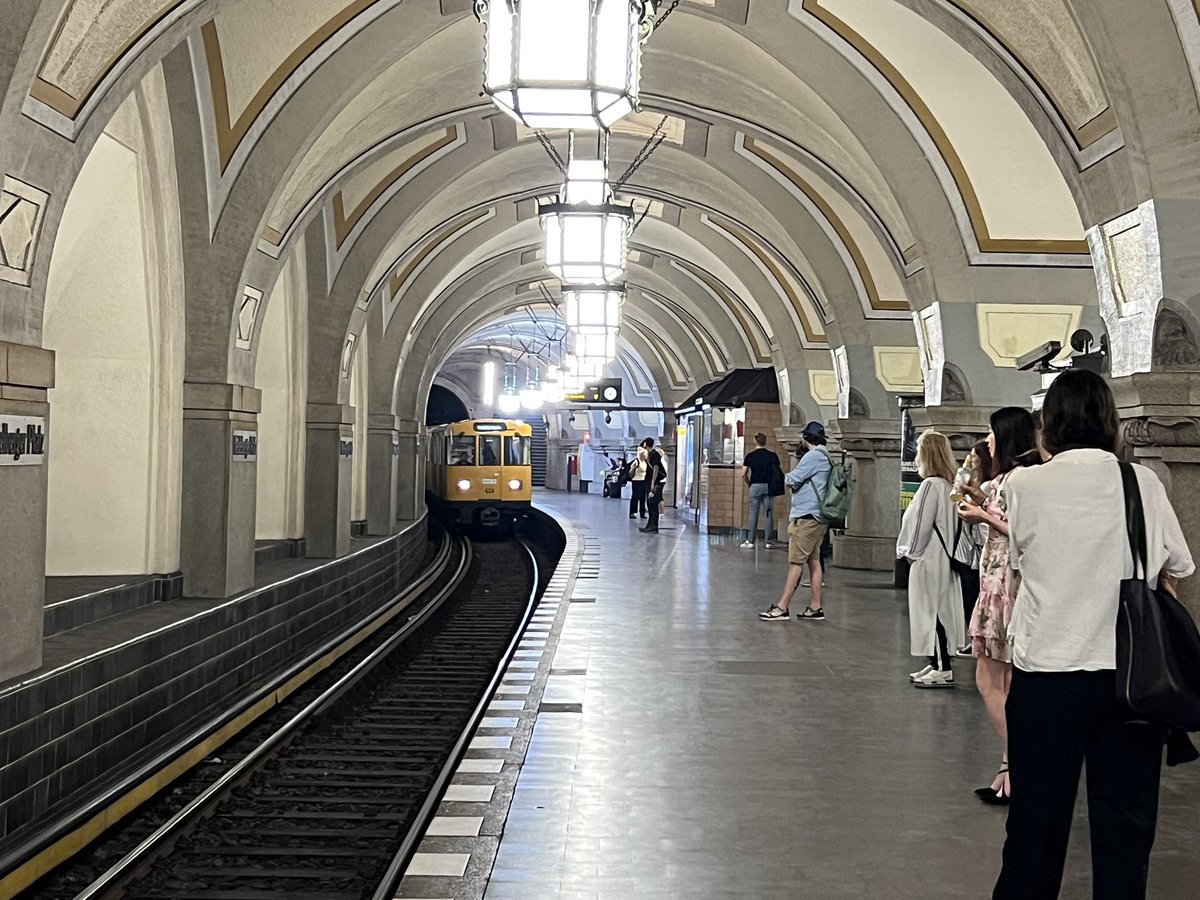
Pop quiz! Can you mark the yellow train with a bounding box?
[427,419,533,527]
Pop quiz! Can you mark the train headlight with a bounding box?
[508,479,522,491]
[457,479,471,491]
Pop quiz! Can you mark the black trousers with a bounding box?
[629,479,647,516]
[929,618,952,671]
[646,483,663,530]
[994,668,1164,900]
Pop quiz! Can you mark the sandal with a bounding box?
[976,763,1010,804]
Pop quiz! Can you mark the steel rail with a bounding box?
[70,535,474,900]
[370,536,542,900]
[0,521,448,898]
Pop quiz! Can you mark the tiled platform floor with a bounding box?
[483,490,1200,899]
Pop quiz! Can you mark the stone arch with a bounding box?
[42,77,185,576]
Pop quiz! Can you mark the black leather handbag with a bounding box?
[1116,461,1200,733]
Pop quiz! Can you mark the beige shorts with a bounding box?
[787,518,827,565]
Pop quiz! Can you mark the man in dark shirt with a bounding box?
[639,437,667,534]
[741,433,781,549]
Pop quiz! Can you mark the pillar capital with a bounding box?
[908,405,991,451]
[183,381,260,415]
[826,418,903,456]
[1111,372,1200,618]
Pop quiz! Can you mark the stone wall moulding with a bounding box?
[873,346,924,393]
[832,346,850,419]
[1088,200,1162,378]
[234,286,263,350]
[809,369,838,408]
[913,303,945,406]
[0,177,51,287]
[976,303,1082,368]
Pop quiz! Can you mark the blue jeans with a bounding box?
[746,482,774,542]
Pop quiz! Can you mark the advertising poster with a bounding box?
[896,397,923,587]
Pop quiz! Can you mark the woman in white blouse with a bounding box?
[993,370,1194,899]
[897,431,972,688]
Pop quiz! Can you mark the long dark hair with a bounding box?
[1041,369,1120,456]
[990,406,1038,476]
[971,440,992,483]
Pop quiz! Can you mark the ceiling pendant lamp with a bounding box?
[540,153,632,285]
[475,0,656,131]
[564,284,622,365]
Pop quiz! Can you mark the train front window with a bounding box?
[480,435,501,466]
[506,435,531,466]
[450,435,476,466]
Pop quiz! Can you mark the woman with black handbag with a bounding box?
[993,370,1194,900]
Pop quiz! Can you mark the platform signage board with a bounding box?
[0,416,46,466]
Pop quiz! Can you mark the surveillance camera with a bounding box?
[1015,340,1062,372]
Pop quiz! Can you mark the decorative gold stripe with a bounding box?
[942,0,1117,150]
[31,0,186,118]
[653,294,724,374]
[902,244,920,264]
[708,219,827,344]
[261,225,285,245]
[202,0,382,173]
[333,127,458,248]
[388,210,490,299]
[743,136,909,312]
[627,319,687,386]
[688,267,773,364]
[803,0,1089,256]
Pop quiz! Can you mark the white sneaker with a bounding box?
[908,664,934,682]
[764,541,777,549]
[739,541,755,549]
[913,669,955,689]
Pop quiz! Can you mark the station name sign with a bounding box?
[232,430,258,461]
[0,416,47,466]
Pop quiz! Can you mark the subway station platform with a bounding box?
[400,489,1200,900]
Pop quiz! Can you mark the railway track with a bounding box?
[18,523,559,900]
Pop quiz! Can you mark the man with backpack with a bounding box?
[759,421,837,622]
[741,432,782,549]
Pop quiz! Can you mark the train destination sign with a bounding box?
[0,416,46,466]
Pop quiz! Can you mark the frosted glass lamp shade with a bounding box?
[476,0,654,130]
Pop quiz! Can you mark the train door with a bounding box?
[502,433,532,500]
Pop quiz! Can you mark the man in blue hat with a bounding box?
[759,421,831,622]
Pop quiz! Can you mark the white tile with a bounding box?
[503,671,535,681]
[406,852,469,877]
[469,735,513,749]
[495,684,532,694]
[481,716,520,728]
[488,699,526,710]
[443,783,496,802]
[458,758,505,773]
[515,650,542,658]
[507,659,539,668]
[426,816,484,837]
[525,625,552,632]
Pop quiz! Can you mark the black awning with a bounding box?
[675,368,778,415]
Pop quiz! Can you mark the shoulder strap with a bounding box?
[1119,460,1149,579]
[931,521,953,562]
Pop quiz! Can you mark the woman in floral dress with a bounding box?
[958,407,1040,803]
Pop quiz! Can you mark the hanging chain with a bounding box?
[629,202,654,236]
[655,0,683,30]
[613,114,669,188]
[535,130,567,174]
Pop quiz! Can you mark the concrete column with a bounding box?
[1112,374,1200,620]
[828,418,903,571]
[366,413,400,535]
[180,383,260,598]
[0,341,53,681]
[305,403,354,558]
[395,419,424,522]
